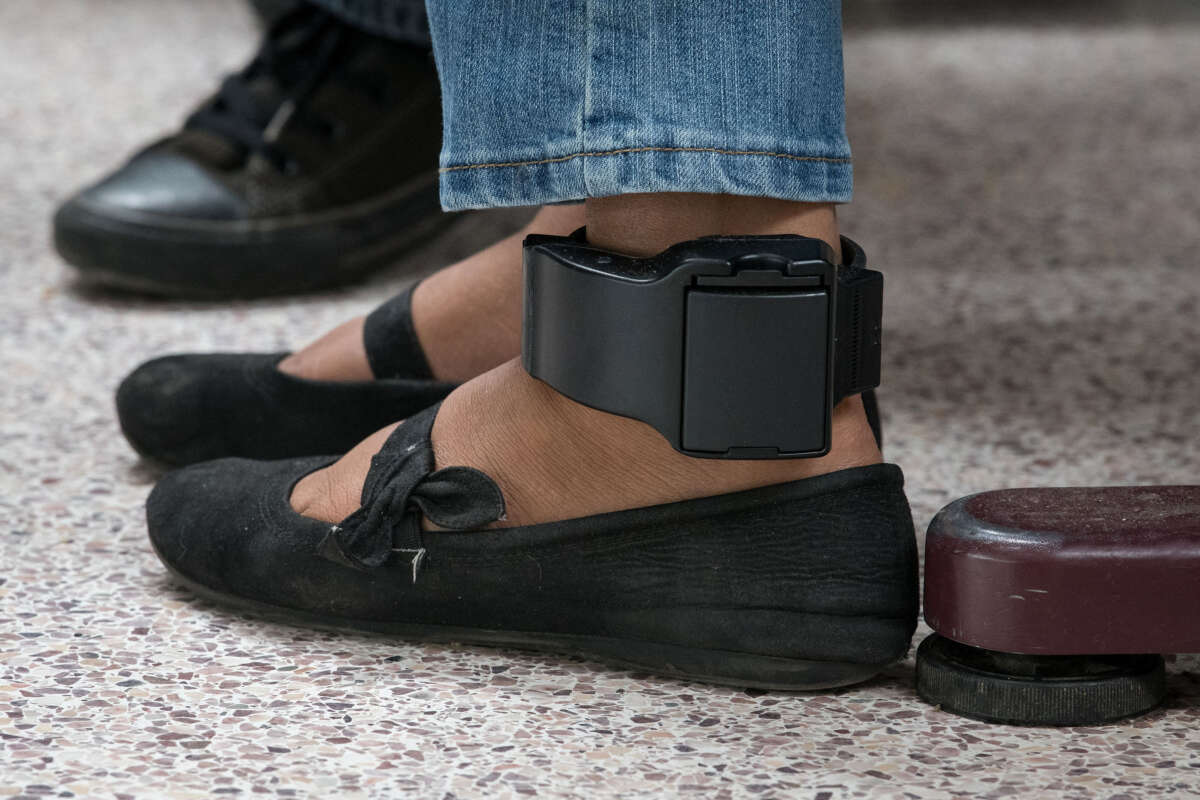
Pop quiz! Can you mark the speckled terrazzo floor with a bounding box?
[2,2,1199,798]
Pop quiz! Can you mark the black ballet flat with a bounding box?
[116,285,455,466]
[146,403,918,690]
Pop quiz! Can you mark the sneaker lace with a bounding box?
[184,7,383,173]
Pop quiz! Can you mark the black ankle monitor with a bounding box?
[522,230,883,459]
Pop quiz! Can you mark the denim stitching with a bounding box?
[440,146,851,172]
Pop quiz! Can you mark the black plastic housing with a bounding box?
[522,232,881,459]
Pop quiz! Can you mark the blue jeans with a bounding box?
[312,0,850,210]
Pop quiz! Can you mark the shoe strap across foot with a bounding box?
[316,403,505,577]
[362,282,435,380]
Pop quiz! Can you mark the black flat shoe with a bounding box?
[146,404,919,690]
[54,6,450,299]
[117,285,453,466]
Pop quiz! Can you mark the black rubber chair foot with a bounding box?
[915,634,1166,726]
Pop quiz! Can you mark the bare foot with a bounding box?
[278,203,585,383]
[289,359,881,526]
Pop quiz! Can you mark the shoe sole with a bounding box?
[54,171,453,299]
[153,544,898,692]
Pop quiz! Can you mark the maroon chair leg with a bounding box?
[916,486,1200,726]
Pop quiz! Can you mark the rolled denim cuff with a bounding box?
[438,145,852,211]
[429,0,850,210]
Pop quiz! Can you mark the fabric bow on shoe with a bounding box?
[316,406,505,579]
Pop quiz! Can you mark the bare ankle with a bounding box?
[412,203,586,382]
[279,204,585,386]
[586,193,841,261]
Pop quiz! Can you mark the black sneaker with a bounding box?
[53,6,449,299]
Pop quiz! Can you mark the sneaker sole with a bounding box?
[54,171,452,299]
